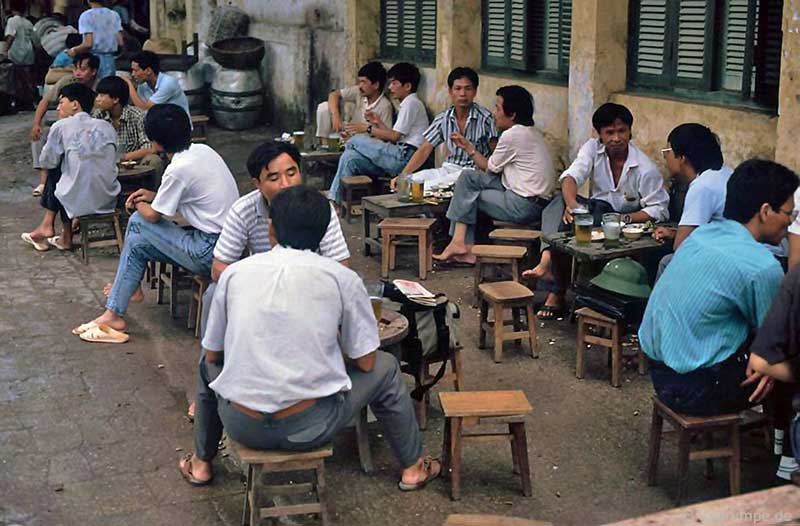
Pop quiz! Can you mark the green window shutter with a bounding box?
[630,0,670,85]
[509,0,528,69]
[381,0,437,63]
[401,0,418,53]
[721,0,755,93]
[674,0,714,90]
[540,0,571,74]
[484,0,510,68]
[754,0,782,105]
[418,0,437,63]
[382,0,401,58]
[559,0,572,75]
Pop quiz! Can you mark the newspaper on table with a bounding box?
[392,279,437,306]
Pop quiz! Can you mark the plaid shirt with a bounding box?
[92,105,151,153]
[422,103,498,167]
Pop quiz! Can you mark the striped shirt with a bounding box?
[92,105,152,153]
[213,189,350,264]
[638,220,783,373]
[422,103,498,167]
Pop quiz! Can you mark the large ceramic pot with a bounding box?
[210,67,263,130]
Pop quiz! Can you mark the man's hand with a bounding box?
[125,188,156,211]
[450,132,474,153]
[741,355,776,403]
[364,110,382,126]
[653,226,676,243]
[345,122,368,135]
[331,114,342,132]
[562,201,581,225]
[30,124,42,142]
[390,176,399,191]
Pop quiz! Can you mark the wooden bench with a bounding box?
[478,281,539,362]
[575,307,646,388]
[440,390,534,501]
[410,345,464,430]
[444,514,552,526]
[378,217,437,280]
[230,441,332,526]
[471,244,527,306]
[78,211,124,265]
[646,396,770,505]
[341,175,373,224]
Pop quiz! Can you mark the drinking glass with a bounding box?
[365,281,384,322]
[602,212,622,247]
[573,209,593,245]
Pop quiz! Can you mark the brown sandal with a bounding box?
[398,456,441,491]
[179,453,213,486]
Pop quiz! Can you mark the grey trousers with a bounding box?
[446,169,545,244]
[216,351,423,468]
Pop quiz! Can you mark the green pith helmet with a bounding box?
[590,257,652,298]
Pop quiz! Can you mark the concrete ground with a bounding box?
[0,112,783,526]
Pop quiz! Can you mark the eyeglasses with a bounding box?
[774,207,799,220]
[660,147,672,159]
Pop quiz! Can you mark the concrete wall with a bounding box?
[775,0,800,172]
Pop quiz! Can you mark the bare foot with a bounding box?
[103,283,144,303]
[522,251,553,281]
[433,243,469,261]
[29,225,55,242]
[92,310,127,332]
[451,253,477,265]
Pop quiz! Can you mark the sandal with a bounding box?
[179,453,213,486]
[78,323,130,344]
[32,183,44,197]
[21,232,49,252]
[537,305,565,320]
[72,321,98,335]
[47,236,72,251]
[398,457,441,491]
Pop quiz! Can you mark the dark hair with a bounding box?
[270,185,331,251]
[387,62,421,93]
[59,83,95,113]
[144,104,191,153]
[65,33,83,49]
[358,62,388,91]
[96,76,130,106]
[131,51,160,74]
[495,85,534,126]
[447,67,479,89]
[592,103,634,133]
[73,52,100,71]
[667,123,723,175]
[723,159,799,223]
[246,142,302,180]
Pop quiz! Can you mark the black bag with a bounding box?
[381,280,460,401]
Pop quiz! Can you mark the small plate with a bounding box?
[591,230,605,242]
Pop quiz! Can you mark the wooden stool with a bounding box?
[488,228,541,245]
[412,345,465,430]
[231,441,332,526]
[78,211,124,264]
[156,263,191,318]
[575,307,646,388]
[471,244,527,306]
[341,175,373,224]
[378,217,436,279]
[444,514,552,526]
[191,114,209,143]
[439,390,533,501]
[492,219,537,230]
[478,281,538,362]
[188,274,209,338]
[646,397,769,505]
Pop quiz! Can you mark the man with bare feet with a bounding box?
[21,83,119,253]
[523,103,668,319]
[72,104,239,343]
[433,85,555,265]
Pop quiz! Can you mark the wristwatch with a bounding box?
[622,214,632,223]
[367,124,373,136]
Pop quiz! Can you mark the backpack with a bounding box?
[381,280,460,401]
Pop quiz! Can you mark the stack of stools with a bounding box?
[471,244,527,306]
[646,396,771,504]
[231,441,332,526]
[478,281,539,362]
[378,217,436,279]
[340,175,373,223]
[439,390,533,501]
[574,307,647,388]
[78,211,125,264]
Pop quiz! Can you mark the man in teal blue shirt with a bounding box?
[639,159,798,416]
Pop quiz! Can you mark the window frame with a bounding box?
[380,0,437,66]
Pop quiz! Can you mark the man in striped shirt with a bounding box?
[639,159,797,417]
[391,67,498,191]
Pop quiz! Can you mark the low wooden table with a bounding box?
[299,148,343,188]
[118,164,157,192]
[362,193,450,256]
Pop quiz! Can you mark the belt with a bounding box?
[231,398,316,420]
[525,195,551,208]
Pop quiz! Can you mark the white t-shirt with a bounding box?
[392,93,429,149]
[205,246,380,413]
[679,166,734,227]
[4,15,34,66]
[150,144,240,234]
[789,187,800,236]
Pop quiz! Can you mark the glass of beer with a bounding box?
[411,177,425,203]
[328,133,341,151]
[365,281,384,323]
[292,131,305,150]
[573,209,593,245]
[602,212,622,247]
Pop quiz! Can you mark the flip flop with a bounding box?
[47,236,72,251]
[79,323,130,344]
[72,321,98,335]
[179,453,213,486]
[537,305,566,320]
[398,457,441,491]
[21,232,49,252]
[32,183,44,197]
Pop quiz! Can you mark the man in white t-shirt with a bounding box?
[315,61,394,147]
[73,104,239,342]
[327,63,429,204]
[4,8,34,66]
[178,185,440,492]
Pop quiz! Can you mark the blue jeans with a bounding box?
[328,135,414,203]
[105,213,218,315]
[96,53,116,80]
